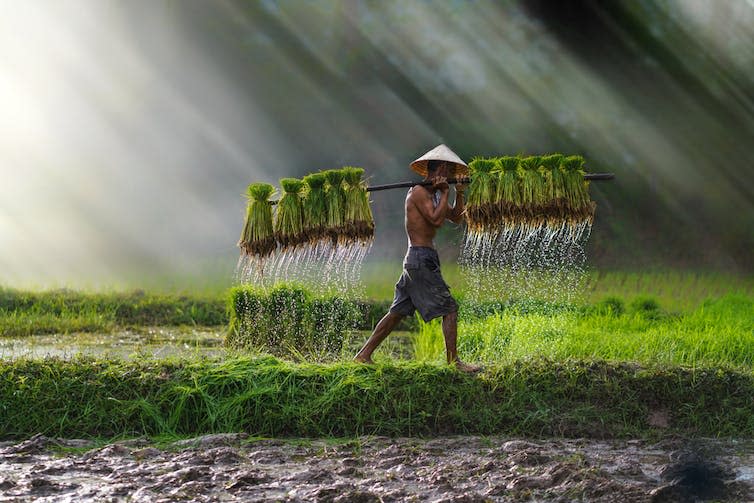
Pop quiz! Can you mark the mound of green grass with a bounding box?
[1,356,751,440]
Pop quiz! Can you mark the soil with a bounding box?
[0,434,751,502]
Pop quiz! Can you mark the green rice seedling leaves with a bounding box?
[466,157,498,231]
[540,153,565,225]
[494,156,522,225]
[275,178,306,250]
[226,284,362,360]
[519,155,546,225]
[226,285,268,349]
[238,183,276,258]
[342,167,375,244]
[302,172,328,244]
[324,169,346,245]
[562,155,595,224]
[266,284,311,350]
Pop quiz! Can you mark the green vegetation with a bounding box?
[302,172,328,244]
[226,284,362,359]
[238,182,276,258]
[1,356,751,439]
[342,167,374,244]
[274,177,306,249]
[415,295,754,369]
[0,288,227,336]
[324,169,346,245]
[2,274,752,440]
[495,156,521,222]
[466,157,497,231]
[0,286,406,337]
[463,154,596,231]
[361,264,754,311]
[2,270,751,337]
[238,167,376,254]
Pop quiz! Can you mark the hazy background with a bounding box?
[1,0,753,290]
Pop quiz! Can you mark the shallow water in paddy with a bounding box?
[0,327,226,360]
[0,328,415,361]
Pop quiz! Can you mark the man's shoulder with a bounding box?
[407,185,431,200]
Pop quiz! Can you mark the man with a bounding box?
[354,144,481,373]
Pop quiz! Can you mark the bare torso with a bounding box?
[405,185,446,247]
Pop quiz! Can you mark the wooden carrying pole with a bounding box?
[365,173,614,192]
[267,173,614,203]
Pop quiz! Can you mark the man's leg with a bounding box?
[442,310,460,364]
[354,311,404,363]
[442,311,482,372]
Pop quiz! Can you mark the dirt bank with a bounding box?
[0,434,751,502]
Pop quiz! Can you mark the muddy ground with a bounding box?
[0,434,751,502]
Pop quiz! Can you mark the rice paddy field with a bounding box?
[1,268,752,437]
[2,270,753,500]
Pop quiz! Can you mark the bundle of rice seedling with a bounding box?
[238,182,276,257]
[275,177,306,249]
[519,155,546,224]
[324,169,346,245]
[226,284,361,359]
[562,155,595,224]
[494,156,522,225]
[342,166,374,244]
[466,157,498,231]
[540,153,565,224]
[302,172,328,244]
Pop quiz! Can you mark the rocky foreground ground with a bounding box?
[0,434,752,502]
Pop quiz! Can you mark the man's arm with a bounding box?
[410,184,449,228]
[448,186,466,224]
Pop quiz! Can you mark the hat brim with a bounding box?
[410,160,469,178]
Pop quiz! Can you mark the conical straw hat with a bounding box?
[410,144,469,177]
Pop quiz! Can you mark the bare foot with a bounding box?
[451,360,483,373]
[353,355,374,364]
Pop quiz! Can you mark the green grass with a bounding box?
[362,264,754,312]
[0,355,751,440]
[583,270,754,311]
[0,286,402,337]
[0,310,113,338]
[415,294,754,369]
[0,288,227,336]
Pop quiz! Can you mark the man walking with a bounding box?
[355,145,481,373]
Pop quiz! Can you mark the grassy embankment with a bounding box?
[1,356,752,440]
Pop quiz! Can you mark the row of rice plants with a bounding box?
[238,167,374,259]
[226,284,363,360]
[414,294,754,369]
[465,154,595,231]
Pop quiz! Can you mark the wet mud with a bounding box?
[0,434,751,502]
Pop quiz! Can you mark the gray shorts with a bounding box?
[389,247,459,322]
